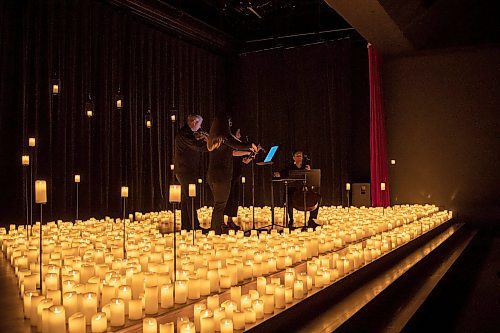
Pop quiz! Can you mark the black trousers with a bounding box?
[224,177,240,217]
[176,174,201,231]
[208,181,231,235]
[287,188,319,227]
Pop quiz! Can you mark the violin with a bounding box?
[194,130,209,141]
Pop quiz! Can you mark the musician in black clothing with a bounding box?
[206,116,257,235]
[174,114,208,231]
[274,150,320,229]
[223,127,252,229]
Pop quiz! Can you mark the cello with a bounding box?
[289,169,321,211]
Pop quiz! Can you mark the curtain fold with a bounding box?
[368,44,390,207]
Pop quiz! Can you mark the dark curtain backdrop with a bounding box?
[0,0,227,222]
[229,39,354,207]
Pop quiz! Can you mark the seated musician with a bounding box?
[274,150,320,229]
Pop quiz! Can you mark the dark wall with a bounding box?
[384,45,500,227]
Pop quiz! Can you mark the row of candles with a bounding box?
[1,205,450,332]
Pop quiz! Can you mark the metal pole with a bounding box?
[39,204,43,293]
[191,197,195,245]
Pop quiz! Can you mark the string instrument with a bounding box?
[194,130,209,141]
[292,186,321,211]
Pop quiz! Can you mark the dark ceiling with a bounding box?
[155,0,499,54]
[157,0,356,48]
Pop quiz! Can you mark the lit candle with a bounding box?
[23,291,37,319]
[193,302,206,331]
[82,292,97,324]
[37,298,53,332]
[29,137,36,147]
[346,183,351,191]
[86,110,93,117]
[91,312,107,333]
[143,317,157,333]
[213,308,226,331]
[35,180,47,204]
[197,178,202,184]
[68,312,85,333]
[160,284,174,309]
[121,186,129,198]
[293,280,304,299]
[144,286,158,315]
[232,310,245,330]
[240,294,252,310]
[180,322,196,333]
[241,177,246,184]
[22,155,30,166]
[230,286,241,310]
[110,298,125,326]
[128,299,142,320]
[170,164,175,171]
[74,175,80,183]
[174,280,187,303]
[52,84,59,94]
[207,295,219,311]
[381,182,386,191]
[29,295,43,326]
[220,318,233,333]
[146,120,152,128]
[263,293,274,314]
[117,285,131,314]
[189,184,196,197]
[274,285,285,309]
[252,299,264,319]
[170,114,176,122]
[116,99,122,109]
[160,322,175,333]
[244,308,256,324]
[169,185,181,203]
[48,305,65,332]
[200,309,214,333]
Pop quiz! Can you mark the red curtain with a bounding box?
[368,44,390,207]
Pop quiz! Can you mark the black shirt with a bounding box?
[207,136,252,183]
[174,125,207,179]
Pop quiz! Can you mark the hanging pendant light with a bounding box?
[116,88,123,110]
[145,110,152,128]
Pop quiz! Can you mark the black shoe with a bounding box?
[227,220,241,231]
[308,220,320,229]
[200,228,210,235]
[220,223,230,234]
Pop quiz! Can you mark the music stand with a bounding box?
[288,169,321,229]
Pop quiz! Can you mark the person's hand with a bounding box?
[251,143,258,152]
[305,165,311,170]
[242,157,252,164]
[273,171,281,178]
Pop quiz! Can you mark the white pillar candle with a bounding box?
[380,182,386,191]
[48,305,65,332]
[285,287,293,303]
[128,299,143,320]
[24,274,38,292]
[207,269,220,293]
[169,185,181,203]
[160,322,175,333]
[160,284,174,308]
[63,292,78,318]
[91,312,107,333]
[256,277,266,296]
[68,312,85,333]
[23,291,37,319]
[244,308,256,324]
[180,322,196,333]
[74,175,81,183]
[188,277,200,300]
[200,310,214,333]
[121,186,129,198]
[207,294,219,311]
[29,137,36,147]
[145,286,159,315]
[213,307,226,332]
[230,286,241,309]
[193,302,207,332]
[274,285,285,309]
[200,278,211,296]
[241,177,246,184]
[82,292,97,324]
[189,184,196,197]
[35,180,47,204]
[46,289,61,305]
[223,300,237,320]
[232,310,245,330]
[101,284,115,307]
[117,285,131,314]
[22,155,30,166]
[143,317,157,333]
[29,295,43,326]
[37,298,53,332]
[263,293,274,314]
[174,280,187,304]
[220,318,233,333]
[110,298,125,326]
[240,294,252,310]
[42,307,51,333]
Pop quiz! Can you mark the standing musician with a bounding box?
[174,114,208,232]
[223,124,253,230]
[206,115,258,235]
[274,150,320,229]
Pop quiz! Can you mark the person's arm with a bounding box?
[177,130,208,152]
[232,150,251,157]
[224,135,255,151]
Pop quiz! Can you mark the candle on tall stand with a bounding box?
[74,175,80,220]
[35,180,47,293]
[169,185,181,286]
[380,182,386,218]
[241,177,246,207]
[22,155,30,237]
[121,186,128,257]
[197,178,203,207]
[345,183,351,208]
[28,138,36,234]
[189,184,196,245]
[170,112,176,185]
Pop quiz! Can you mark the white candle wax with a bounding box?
[160,322,175,333]
[143,317,157,333]
[29,137,36,147]
[121,186,129,198]
[160,284,174,308]
[68,312,85,333]
[110,298,125,326]
[189,184,196,197]
[241,177,246,184]
[23,291,37,319]
[346,183,351,191]
[274,285,285,309]
[180,322,196,333]
[193,302,207,332]
[35,180,47,204]
[232,310,245,330]
[128,299,143,320]
[213,308,226,331]
[74,175,81,183]
[82,292,97,324]
[145,286,158,315]
[200,309,214,333]
[381,182,386,191]
[220,318,233,333]
[252,299,264,319]
[48,305,65,332]
[169,185,181,203]
[117,285,131,314]
[22,155,30,166]
[91,312,107,333]
[207,294,219,311]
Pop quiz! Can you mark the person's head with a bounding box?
[292,150,304,165]
[207,116,230,151]
[187,114,203,132]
